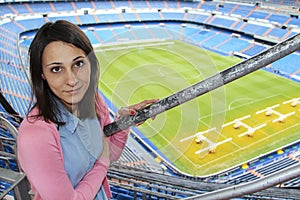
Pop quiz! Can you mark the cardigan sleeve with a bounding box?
[17,117,109,200]
[96,92,129,162]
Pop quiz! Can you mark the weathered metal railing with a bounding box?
[184,163,300,200]
[104,33,300,136]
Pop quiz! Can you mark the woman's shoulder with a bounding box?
[17,108,62,168]
[19,107,58,138]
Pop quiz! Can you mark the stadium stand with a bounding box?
[1,0,300,199]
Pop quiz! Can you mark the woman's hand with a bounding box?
[116,99,159,126]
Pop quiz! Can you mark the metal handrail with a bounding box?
[0,115,31,200]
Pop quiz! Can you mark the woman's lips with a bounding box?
[65,86,82,95]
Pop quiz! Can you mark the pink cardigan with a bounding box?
[17,93,129,200]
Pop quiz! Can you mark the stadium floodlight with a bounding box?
[104,32,300,137]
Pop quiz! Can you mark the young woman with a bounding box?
[17,20,157,200]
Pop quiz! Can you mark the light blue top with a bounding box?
[57,101,108,200]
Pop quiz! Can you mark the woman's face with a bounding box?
[42,41,91,112]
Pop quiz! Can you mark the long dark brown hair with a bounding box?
[28,20,99,124]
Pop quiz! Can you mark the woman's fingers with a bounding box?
[117,107,136,118]
[130,99,159,110]
[115,99,160,126]
[117,99,159,117]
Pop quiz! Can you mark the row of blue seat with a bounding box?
[0,1,299,27]
[1,16,300,123]
[0,1,300,192]
[208,142,300,187]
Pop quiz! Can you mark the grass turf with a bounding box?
[96,40,300,176]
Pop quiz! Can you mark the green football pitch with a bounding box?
[96,40,300,177]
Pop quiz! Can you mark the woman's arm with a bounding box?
[17,120,108,200]
[96,92,129,162]
[96,92,158,162]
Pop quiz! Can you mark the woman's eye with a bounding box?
[51,66,62,73]
[74,61,84,68]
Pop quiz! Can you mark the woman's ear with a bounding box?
[41,74,45,80]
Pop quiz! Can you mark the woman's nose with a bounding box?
[66,69,78,86]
